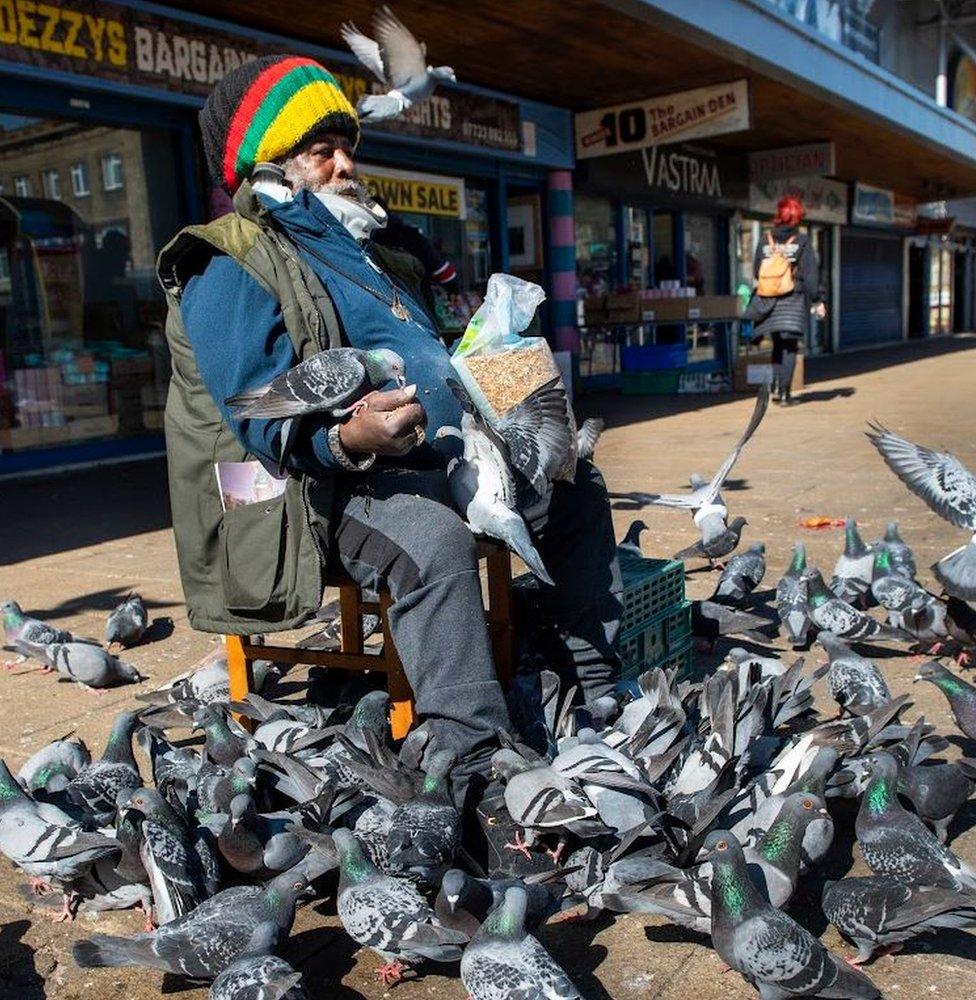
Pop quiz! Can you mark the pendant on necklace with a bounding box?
[390,297,410,321]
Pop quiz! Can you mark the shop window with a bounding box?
[575,195,616,299]
[683,213,718,295]
[0,114,181,457]
[652,213,675,285]
[101,153,124,191]
[624,206,648,290]
[41,169,61,200]
[71,162,90,197]
[14,174,30,197]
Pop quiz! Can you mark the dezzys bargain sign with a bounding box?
[0,0,269,94]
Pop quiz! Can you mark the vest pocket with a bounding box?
[218,494,287,613]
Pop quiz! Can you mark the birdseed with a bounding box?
[461,342,560,415]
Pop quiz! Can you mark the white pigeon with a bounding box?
[341,7,457,123]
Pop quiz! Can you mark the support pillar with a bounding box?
[547,170,578,353]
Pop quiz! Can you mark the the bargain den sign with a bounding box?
[575,80,750,159]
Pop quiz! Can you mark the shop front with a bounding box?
[0,0,571,475]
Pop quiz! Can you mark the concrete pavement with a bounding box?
[2,335,976,998]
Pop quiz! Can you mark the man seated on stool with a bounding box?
[158,56,622,818]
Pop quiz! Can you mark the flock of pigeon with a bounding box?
[3,396,976,999]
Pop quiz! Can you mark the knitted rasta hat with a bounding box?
[200,55,359,194]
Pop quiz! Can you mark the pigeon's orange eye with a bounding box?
[293,880,304,890]
[716,839,728,851]
[802,799,812,810]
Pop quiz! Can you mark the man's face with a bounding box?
[280,133,364,199]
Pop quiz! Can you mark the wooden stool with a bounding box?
[225,539,515,739]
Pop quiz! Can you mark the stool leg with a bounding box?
[486,547,515,687]
[380,591,415,739]
[339,583,364,653]
[225,635,255,733]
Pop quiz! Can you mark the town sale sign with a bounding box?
[575,80,750,159]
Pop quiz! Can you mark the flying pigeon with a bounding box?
[333,828,466,985]
[704,830,881,999]
[105,593,149,648]
[65,711,141,826]
[914,660,976,740]
[830,517,876,607]
[576,417,604,461]
[804,568,910,643]
[461,886,582,1000]
[818,633,891,717]
[876,520,917,579]
[436,377,573,585]
[713,542,766,604]
[866,422,976,599]
[226,347,406,420]
[1,599,98,668]
[855,751,976,891]
[72,856,331,977]
[611,387,769,565]
[209,922,305,1000]
[776,543,813,649]
[341,7,457,123]
[46,642,145,690]
[823,875,976,966]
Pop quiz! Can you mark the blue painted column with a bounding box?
[547,169,578,353]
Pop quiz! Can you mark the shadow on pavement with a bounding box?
[0,920,46,1000]
[24,586,175,624]
[804,333,976,385]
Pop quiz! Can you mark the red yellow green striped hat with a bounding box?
[200,55,359,194]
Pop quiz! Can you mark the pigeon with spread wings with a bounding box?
[867,422,976,599]
[341,7,456,123]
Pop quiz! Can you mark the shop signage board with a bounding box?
[0,0,521,152]
[851,182,895,226]
[575,79,750,159]
[358,163,466,219]
[748,142,835,181]
[893,193,918,229]
[749,175,848,224]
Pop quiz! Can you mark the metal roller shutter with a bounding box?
[839,230,903,348]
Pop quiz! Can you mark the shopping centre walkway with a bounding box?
[2,334,975,999]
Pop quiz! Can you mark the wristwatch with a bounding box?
[328,423,376,471]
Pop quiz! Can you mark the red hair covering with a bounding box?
[774,195,805,227]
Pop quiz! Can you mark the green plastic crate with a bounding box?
[619,557,686,634]
[616,601,691,677]
[620,370,681,395]
[619,637,693,683]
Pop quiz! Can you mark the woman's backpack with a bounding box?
[756,232,796,297]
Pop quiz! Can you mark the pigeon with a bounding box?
[804,568,909,643]
[333,828,466,985]
[72,856,331,977]
[209,922,305,1000]
[877,520,917,579]
[914,660,976,740]
[193,704,253,767]
[0,758,118,892]
[611,387,768,565]
[434,869,563,937]
[830,518,876,607]
[118,787,212,924]
[45,642,145,690]
[461,886,582,1000]
[704,830,881,999]
[818,633,891,716]
[898,759,975,843]
[105,593,149,648]
[66,711,142,825]
[691,601,773,650]
[1,599,98,668]
[436,377,572,586]
[867,422,976,599]
[823,875,976,966]
[196,757,259,817]
[211,792,308,878]
[776,542,813,649]
[60,854,154,925]
[17,736,90,795]
[576,417,604,462]
[713,542,766,604]
[616,519,647,562]
[870,546,947,639]
[341,7,457,124]
[855,751,976,891]
[226,347,406,420]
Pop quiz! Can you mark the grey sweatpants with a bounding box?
[330,460,622,780]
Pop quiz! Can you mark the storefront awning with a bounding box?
[169,0,976,199]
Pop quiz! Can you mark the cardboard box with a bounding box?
[733,349,804,393]
[68,414,119,441]
[640,298,688,323]
[688,295,743,321]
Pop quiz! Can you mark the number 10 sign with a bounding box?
[575,79,750,160]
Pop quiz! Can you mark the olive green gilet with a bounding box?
[156,180,427,635]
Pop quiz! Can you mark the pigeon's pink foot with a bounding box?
[30,878,52,896]
[882,943,903,964]
[138,900,156,932]
[845,954,868,968]
[377,960,406,986]
[83,685,107,696]
[957,651,973,668]
[545,841,566,866]
[929,642,945,655]
[504,830,534,861]
[711,563,726,572]
[49,894,75,923]
[39,665,54,674]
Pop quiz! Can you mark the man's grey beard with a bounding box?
[280,154,368,202]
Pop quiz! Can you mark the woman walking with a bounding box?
[747,196,826,405]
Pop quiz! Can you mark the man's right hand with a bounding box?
[338,384,427,458]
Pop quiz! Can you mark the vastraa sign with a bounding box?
[641,145,722,198]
